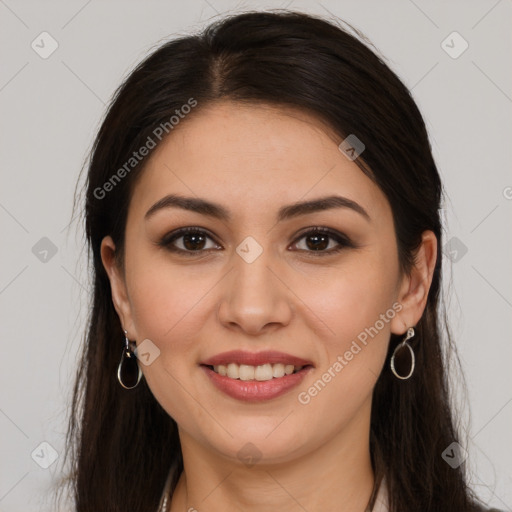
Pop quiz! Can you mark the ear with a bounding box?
[100,236,136,338]
[390,230,438,335]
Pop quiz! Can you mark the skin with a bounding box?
[101,101,437,511]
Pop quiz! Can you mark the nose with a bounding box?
[217,245,293,336]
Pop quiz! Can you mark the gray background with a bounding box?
[0,0,511,510]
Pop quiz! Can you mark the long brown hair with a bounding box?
[58,10,482,511]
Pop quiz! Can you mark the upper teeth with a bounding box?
[213,363,302,381]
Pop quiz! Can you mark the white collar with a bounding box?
[158,472,389,512]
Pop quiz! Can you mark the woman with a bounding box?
[62,10,502,512]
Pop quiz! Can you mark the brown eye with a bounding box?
[159,227,221,254]
[304,232,330,251]
[291,227,353,255]
[181,232,207,251]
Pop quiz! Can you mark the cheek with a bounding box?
[303,248,400,387]
[309,249,399,337]
[124,251,222,405]
[126,248,217,340]
[125,259,212,422]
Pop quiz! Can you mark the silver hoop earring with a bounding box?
[390,327,416,380]
[117,330,142,389]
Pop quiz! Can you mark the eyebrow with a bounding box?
[145,193,371,223]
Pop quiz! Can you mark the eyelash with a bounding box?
[158,226,354,257]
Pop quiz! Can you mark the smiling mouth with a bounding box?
[203,363,311,381]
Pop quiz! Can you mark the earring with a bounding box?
[390,327,416,380]
[117,330,142,389]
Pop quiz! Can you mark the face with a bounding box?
[102,101,433,466]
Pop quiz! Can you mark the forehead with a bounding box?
[127,101,391,225]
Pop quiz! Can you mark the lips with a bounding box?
[200,350,314,402]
